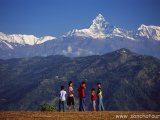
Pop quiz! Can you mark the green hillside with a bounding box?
[0,48,160,111]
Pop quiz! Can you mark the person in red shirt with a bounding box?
[78,81,86,111]
[91,88,96,111]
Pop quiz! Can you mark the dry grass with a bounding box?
[0,111,160,120]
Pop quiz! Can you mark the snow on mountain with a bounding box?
[65,14,135,40]
[138,24,160,41]
[36,36,56,44]
[111,28,135,40]
[1,40,14,49]
[87,14,109,39]
[0,32,56,45]
[65,14,108,39]
[0,13,160,59]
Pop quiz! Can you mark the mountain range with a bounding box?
[0,48,160,111]
[0,14,160,59]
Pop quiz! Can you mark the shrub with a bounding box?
[40,103,57,112]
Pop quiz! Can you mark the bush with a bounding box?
[40,103,57,112]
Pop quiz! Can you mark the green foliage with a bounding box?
[40,103,57,112]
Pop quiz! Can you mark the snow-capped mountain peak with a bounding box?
[138,24,160,41]
[0,32,56,45]
[89,14,109,32]
[65,14,135,40]
[65,14,110,39]
[0,14,160,59]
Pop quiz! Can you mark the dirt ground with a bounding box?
[0,111,159,120]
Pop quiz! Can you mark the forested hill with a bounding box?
[0,48,160,111]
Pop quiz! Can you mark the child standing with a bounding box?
[91,88,96,111]
[59,85,66,112]
[97,82,104,111]
[67,81,75,111]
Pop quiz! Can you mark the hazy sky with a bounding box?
[0,0,160,37]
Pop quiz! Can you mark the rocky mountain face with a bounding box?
[0,14,160,59]
[0,48,160,111]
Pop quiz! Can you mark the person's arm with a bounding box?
[97,89,101,96]
[99,89,102,96]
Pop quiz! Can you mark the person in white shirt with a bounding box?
[59,85,66,112]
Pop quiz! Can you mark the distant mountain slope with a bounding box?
[0,14,160,59]
[0,48,160,111]
[0,32,56,45]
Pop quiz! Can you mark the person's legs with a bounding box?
[101,98,104,111]
[68,105,71,111]
[59,100,61,112]
[67,97,71,111]
[99,96,104,111]
[79,98,82,111]
[68,97,75,111]
[72,97,75,111]
[96,98,99,111]
[73,105,75,111]
[98,97,101,111]
[62,101,65,112]
[100,97,104,111]
[92,101,96,111]
[81,98,86,111]
[80,98,83,111]
[68,106,71,111]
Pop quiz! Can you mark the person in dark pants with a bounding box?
[78,81,86,111]
[59,85,66,112]
[97,82,104,111]
[67,81,75,111]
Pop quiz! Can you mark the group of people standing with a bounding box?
[59,81,104,112]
